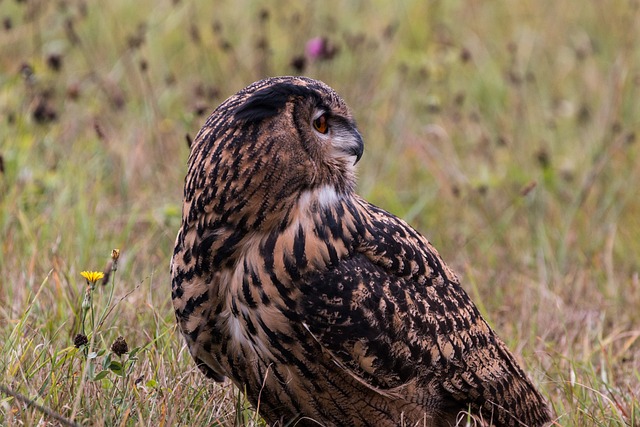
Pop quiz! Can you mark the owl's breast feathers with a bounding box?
[171,185,551,425]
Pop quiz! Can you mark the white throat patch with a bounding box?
[297,185,340,213]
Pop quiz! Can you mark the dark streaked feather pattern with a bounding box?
[171,76,552,426]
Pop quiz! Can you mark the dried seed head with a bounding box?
[102,263,112,285]
[74,333,88,348]
[46,53,63,71]
[111,336,129,356]
[290,55,306,73]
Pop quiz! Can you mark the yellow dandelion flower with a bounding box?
[80,271,105,284]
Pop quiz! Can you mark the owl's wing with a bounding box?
[299,197,547,420]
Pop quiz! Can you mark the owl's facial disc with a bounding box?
[311,109,364,166]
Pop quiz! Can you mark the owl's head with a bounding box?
[233,76,363,190]
[186,76,364,229]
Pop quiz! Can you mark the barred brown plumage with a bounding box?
[170,76,553,426]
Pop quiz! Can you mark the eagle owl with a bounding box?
[171,76,552,426]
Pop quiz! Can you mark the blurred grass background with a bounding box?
[1,0,639,425]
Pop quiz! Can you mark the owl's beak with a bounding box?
[349,130,364,165]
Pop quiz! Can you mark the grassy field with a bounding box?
[1,0,639,425]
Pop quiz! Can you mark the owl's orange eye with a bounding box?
[313,114,328,134]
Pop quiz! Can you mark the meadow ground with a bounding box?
[0,1,639,425]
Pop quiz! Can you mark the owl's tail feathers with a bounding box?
[474,341,553,427]
[444,337,553,427]
[478,372,553,427]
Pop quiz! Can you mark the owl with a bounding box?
[170,76,552,426]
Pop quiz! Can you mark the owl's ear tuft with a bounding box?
[234,83,319,123]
